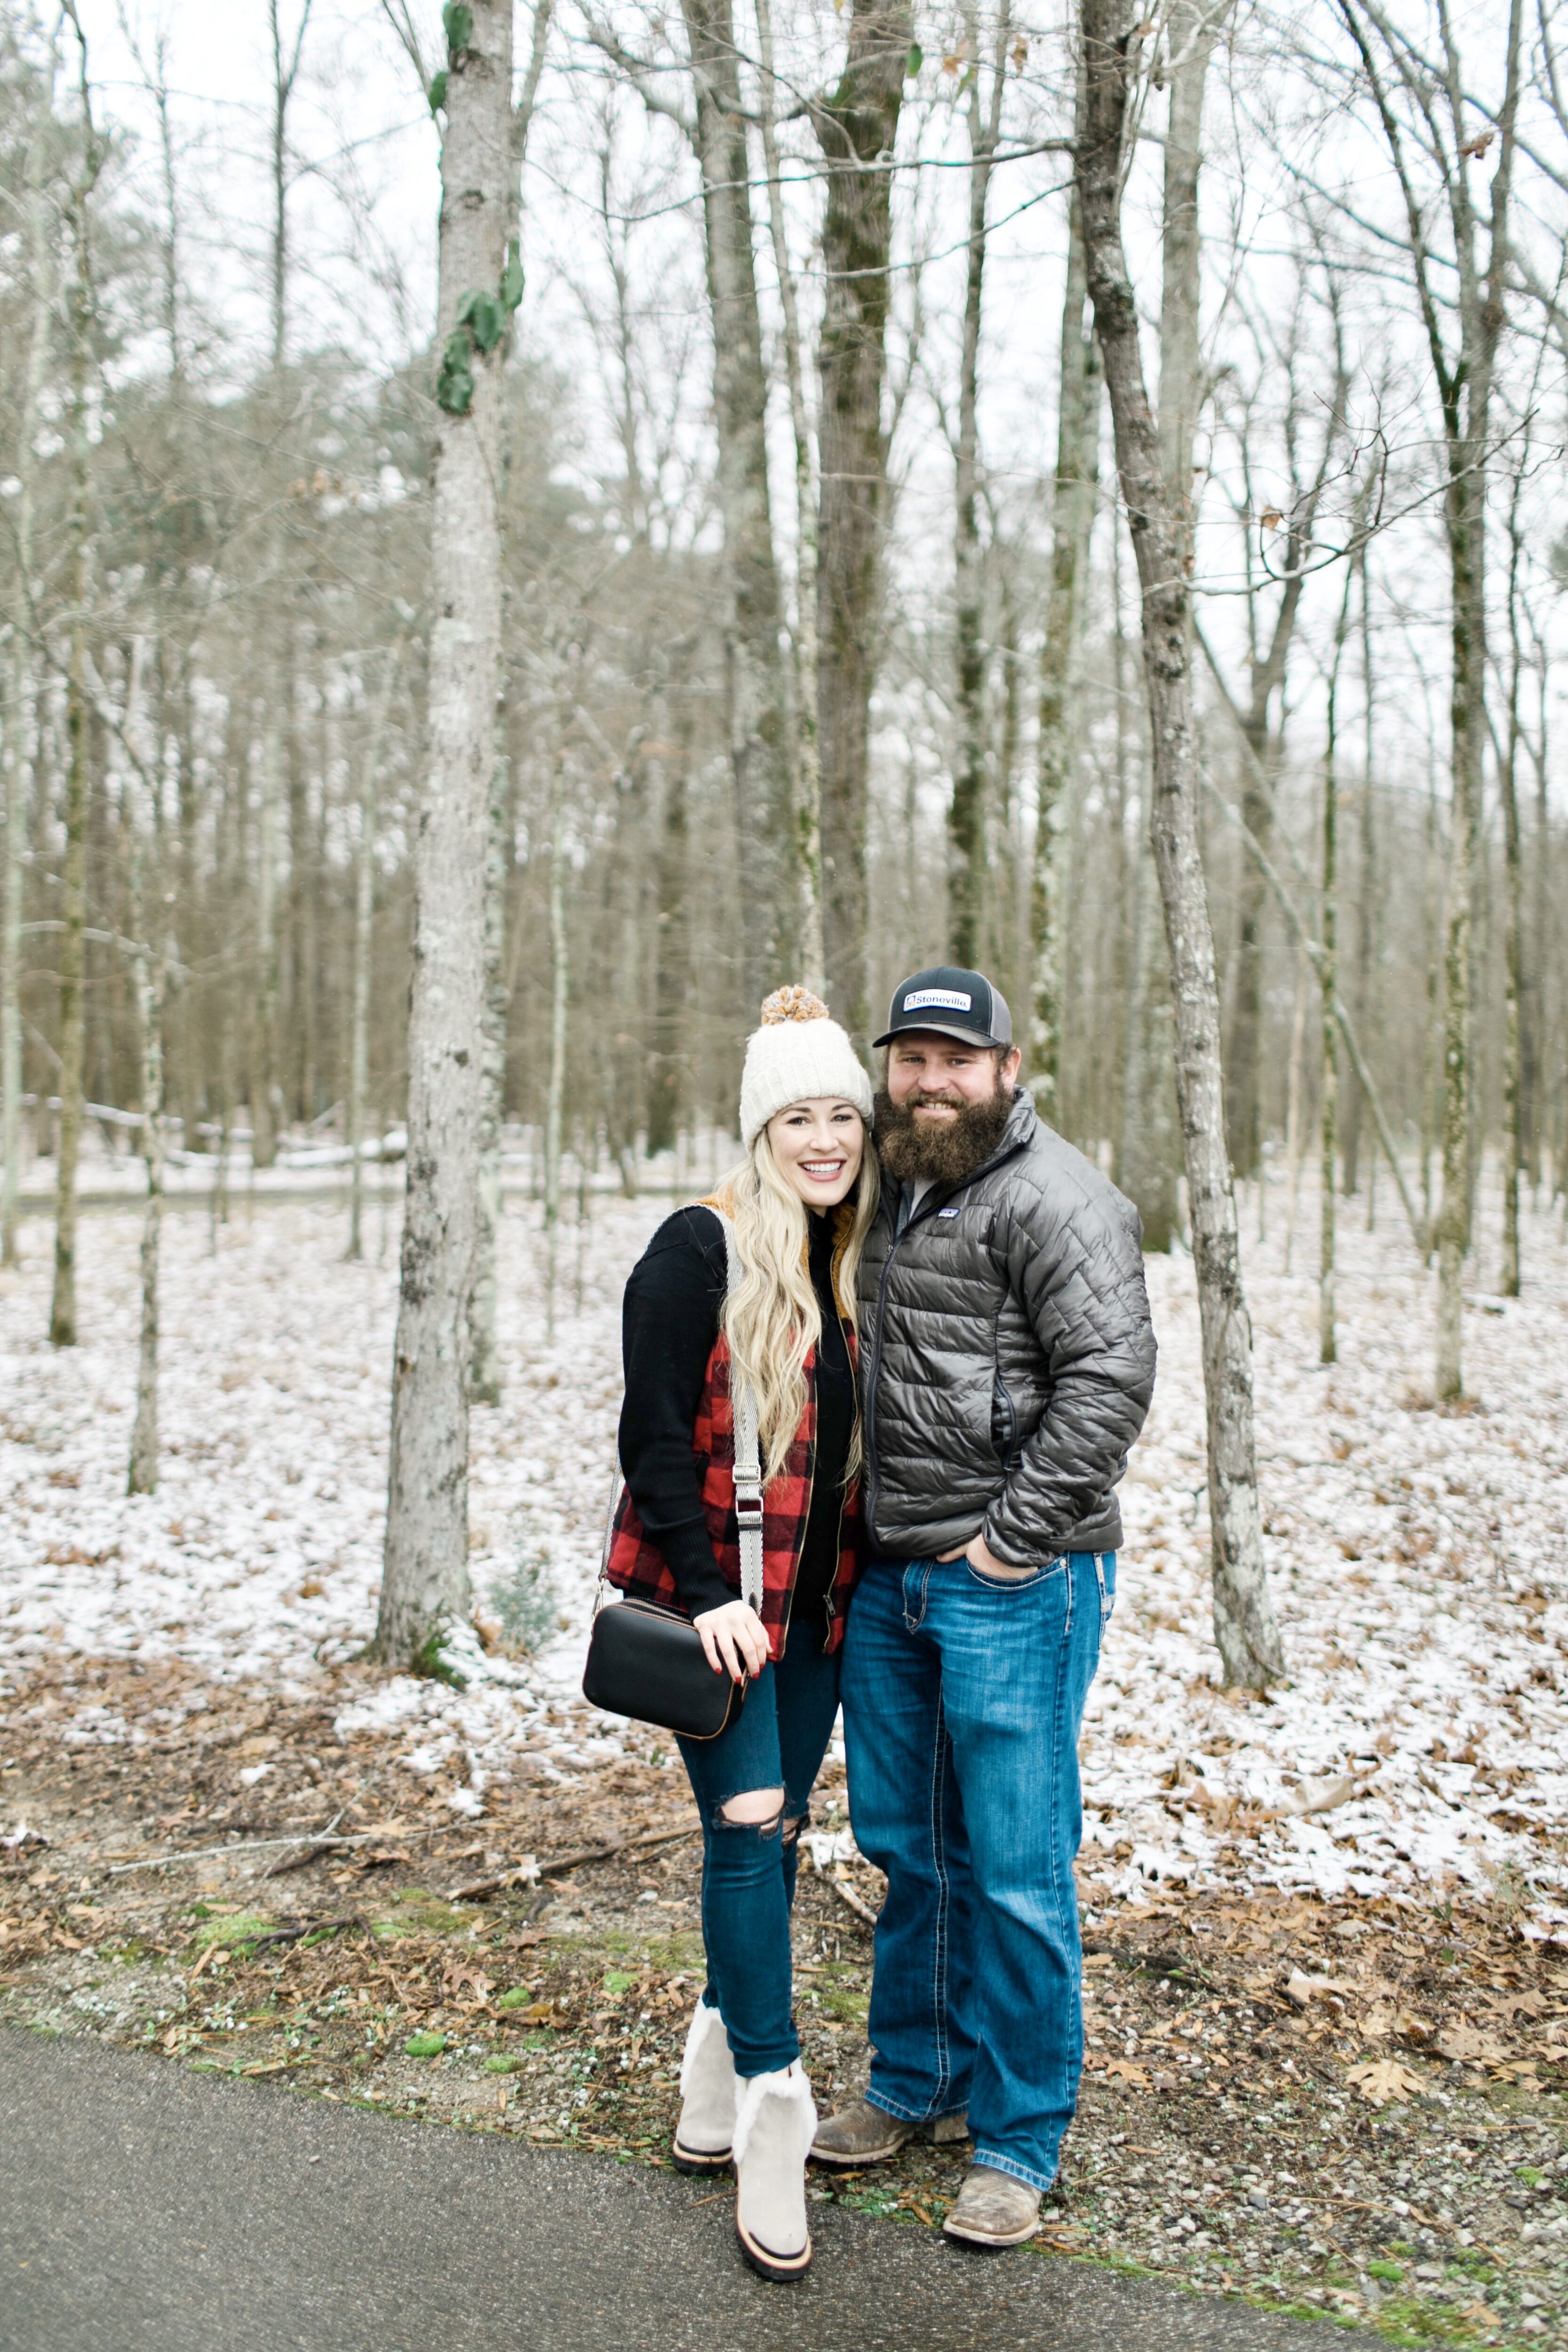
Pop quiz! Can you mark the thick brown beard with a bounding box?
[873,1082,1014,1188]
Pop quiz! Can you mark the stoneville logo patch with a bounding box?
[903,988,972,1013]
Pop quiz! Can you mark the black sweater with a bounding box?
[618,1205,854,1627]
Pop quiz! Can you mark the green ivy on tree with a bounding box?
[435,241,525,416]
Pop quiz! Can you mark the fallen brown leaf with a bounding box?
[1346,2058,1425,2107]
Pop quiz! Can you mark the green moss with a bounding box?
[371,1891,478,1940]
[189,1912,274,1952]
[408,1627,467,1689]
[1368,2259,1406,2282]
[495,1988,535,2011]
[603,1971,636,1997]
[484,2054,521,2074]
[405,2032,447,2058]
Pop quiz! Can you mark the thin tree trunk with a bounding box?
[1030,185,1101,1102]
[1342,553,1377,1194]
[814,0,911,1036]
[755,0,823,993]
[1526,650,1549,1192]
[543,779,568,1343]
[1498,489,1527,1298]
[1079,0,1281,1687]
[1283,943,1307,1275]
[249,701,282,1169]
[347,638,401,1262]
[127,849,167,1496]
[947,1,1009,967]
[2,104,56,1272]
[375,0,514,1667]
[466,0,549,1378]
[49,36,105,1350]
[1319,571,1357,1366]
[645,707,691,1158]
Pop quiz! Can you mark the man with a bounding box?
[812,965,1156,2246]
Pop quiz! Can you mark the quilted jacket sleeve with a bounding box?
[980,1172,1157,1567]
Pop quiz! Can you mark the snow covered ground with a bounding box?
[2,1171,1565,1934]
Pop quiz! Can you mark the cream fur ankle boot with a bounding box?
[732,2063,817,2281]
[672,2000,737,2174]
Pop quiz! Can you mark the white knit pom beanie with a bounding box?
[739,987,874,1151]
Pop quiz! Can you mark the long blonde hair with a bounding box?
[709,1119,880,1486]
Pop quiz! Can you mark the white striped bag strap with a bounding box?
[704,1206,765,1617]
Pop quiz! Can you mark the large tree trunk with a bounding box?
[1030,184,1101,1102]
[680,0,793,1002]
[468,741,509,1403]
[814,0,911,1036]
[1078,0,1281,1687]
[374,0,514,1668]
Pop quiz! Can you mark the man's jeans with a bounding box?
[841,1550,1114,2194]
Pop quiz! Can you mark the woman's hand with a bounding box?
[693,1599,769,1682]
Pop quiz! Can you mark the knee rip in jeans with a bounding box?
[715,1786,786,1839]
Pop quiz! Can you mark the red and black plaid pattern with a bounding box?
[605,1327,863,1660]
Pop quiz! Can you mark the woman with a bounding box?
[605,986,878,2281]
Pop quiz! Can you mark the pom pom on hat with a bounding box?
[759,985,830,1025]
[739,985,874,1149]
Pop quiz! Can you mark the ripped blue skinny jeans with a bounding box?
[676,1618,841,2078]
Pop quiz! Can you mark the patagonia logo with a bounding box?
[904,987,972,1013]
[938,1206,961,1218]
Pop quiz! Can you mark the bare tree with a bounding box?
[375,0,516,1668]
[125,642,168,1495]
[48,5,105,1351]
[814,0,913,1035]
[946,0,1012,967]
[1337,0,1524,1398]
[1078,0,1282,1688]
[587,0,796,998]
[1029,175,1102,1104]
[755,0,825,991]
[1,71,58,1269]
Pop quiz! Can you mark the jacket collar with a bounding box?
[887,1087,1035,1232]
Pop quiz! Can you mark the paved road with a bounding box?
[1,2029,1361,2352]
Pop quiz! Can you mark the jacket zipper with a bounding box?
[864,1127,1032,1540]
[995,1370,1018,1465]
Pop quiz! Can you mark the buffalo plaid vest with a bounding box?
[605,1322,863,1660]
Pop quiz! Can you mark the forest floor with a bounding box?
[2,1176,1567,2347]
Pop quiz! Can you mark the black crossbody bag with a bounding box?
[581,1209,763,1742]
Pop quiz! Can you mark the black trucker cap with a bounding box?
[873,965,1014,1051]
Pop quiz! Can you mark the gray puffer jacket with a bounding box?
[858,1091,1156,1565]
